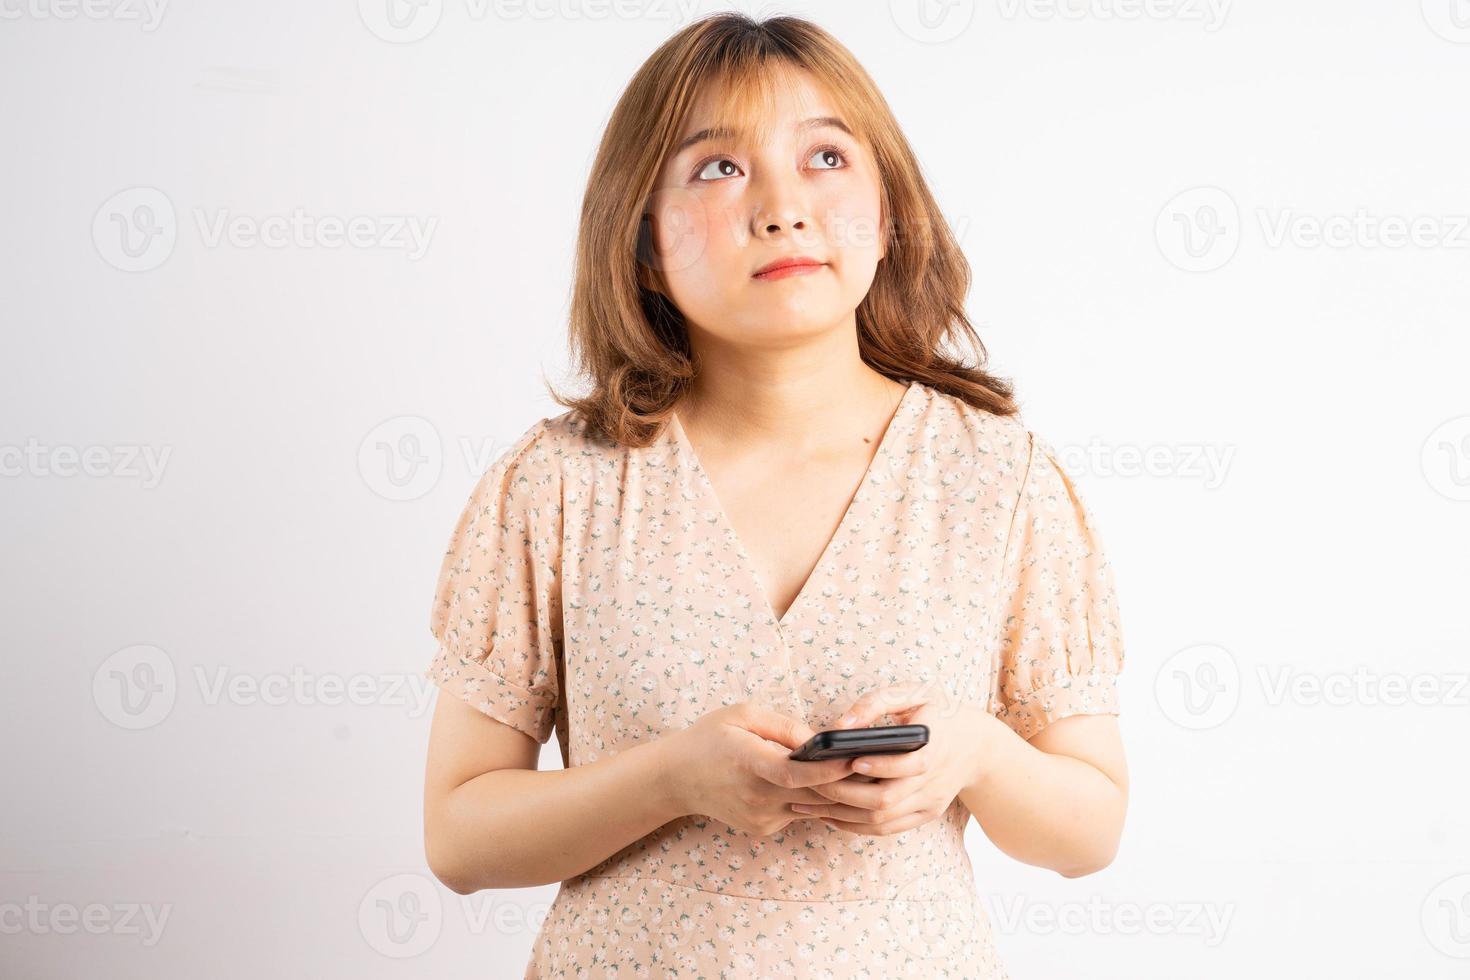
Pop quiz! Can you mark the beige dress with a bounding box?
[425,379,1125,978]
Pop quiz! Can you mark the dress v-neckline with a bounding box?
[667,381,918,632]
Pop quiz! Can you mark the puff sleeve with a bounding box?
[989,431,1125,740]
[424,419,564,744]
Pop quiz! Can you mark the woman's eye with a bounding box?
[809,146,846,170]
[692,146,848,183]
[695,158,741,182]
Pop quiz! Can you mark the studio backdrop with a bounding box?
[3,2,1467,978]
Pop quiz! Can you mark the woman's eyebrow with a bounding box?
[674,115,853,156]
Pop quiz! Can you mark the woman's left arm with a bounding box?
[960,709,1127,878]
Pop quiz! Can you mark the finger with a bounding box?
[788,801,886,823]
[809,773,929,809]
[820,809,932,836]
[835,681,936,728]
[848,745,932,779]
[773,785,849,807]
[734,705,815,750]
[746,736,856,788]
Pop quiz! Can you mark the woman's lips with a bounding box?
[752,262,827,281]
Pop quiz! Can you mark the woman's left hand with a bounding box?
[789,681,1010,836]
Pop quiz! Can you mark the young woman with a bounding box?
[422,13,1127,977]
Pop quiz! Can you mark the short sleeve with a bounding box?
[989,431,1125,740]
[424,419,564,744]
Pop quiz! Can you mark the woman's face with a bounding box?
[644,71,885,350]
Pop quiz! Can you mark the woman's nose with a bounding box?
[751,187,813,238]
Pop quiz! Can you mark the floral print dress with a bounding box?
[425,379,1126,978]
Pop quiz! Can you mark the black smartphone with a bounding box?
[788,723,929,761]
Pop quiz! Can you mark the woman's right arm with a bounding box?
[423,697,858,894]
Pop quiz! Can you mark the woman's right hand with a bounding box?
[655,703,859,836]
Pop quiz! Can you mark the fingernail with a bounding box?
[854,761,872,773]
[838,715,855,726]
[790,804,814,813]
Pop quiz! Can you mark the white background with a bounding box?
[3,1,1468,977]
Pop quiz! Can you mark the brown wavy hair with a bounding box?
[547,10,1018,447]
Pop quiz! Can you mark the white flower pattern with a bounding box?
[425,380,1125,978]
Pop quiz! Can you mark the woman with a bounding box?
[422,13,1128,978]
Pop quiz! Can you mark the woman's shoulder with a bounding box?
[486,406,642,486]
[915,380,1037,483]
